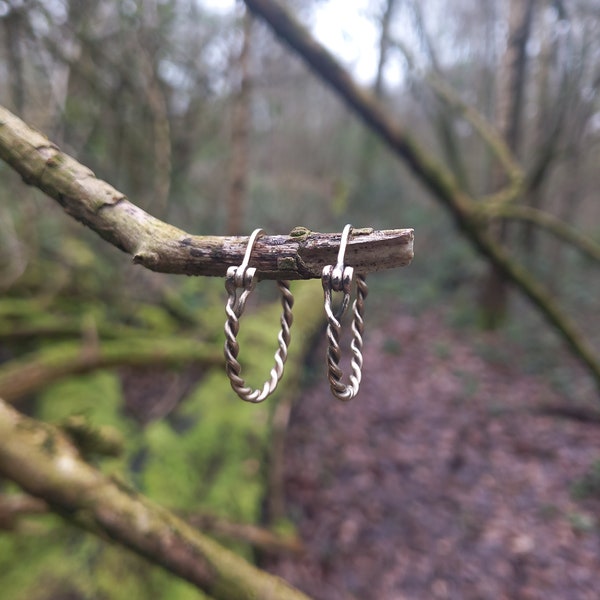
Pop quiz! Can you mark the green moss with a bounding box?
[39,371,129,433]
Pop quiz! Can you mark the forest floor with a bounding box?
[265,310,600,600]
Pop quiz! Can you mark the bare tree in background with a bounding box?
[480,0,537,329]
[227,8,253,235]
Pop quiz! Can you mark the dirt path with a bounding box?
[266,312,600,600]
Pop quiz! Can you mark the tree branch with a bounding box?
[0,494,48,531]
[423,73,525,203]
[477,203,600,265]
[0,105,413,280]
[0,492,302,554]
[188,513,303,555]
[0,337,221,404]
[0,398,312,600]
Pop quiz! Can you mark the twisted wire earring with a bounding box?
[224,229,294,402]
[322,224,368,401]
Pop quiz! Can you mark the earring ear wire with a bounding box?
[322,224,368,401]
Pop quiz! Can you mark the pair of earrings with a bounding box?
[223,224,368,403]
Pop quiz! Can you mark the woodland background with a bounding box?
[1,0,600,598]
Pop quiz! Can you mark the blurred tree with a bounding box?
[227,7,253,235]
[356,0,400,185]
[480,0,537,329]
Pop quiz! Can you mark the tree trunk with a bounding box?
[356,0,398,185]
[227,10,253,235]
[3,7,25,113]
[479,0,536,329]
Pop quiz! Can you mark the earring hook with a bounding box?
[322,223,354,320]
[330,223,352,292]
[231,228,265,288]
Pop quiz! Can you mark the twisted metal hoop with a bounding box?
[322,224,368,401]
[224,228,294,402]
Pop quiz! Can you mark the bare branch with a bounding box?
[424,73,525,202]
[188,513,303,555]
[0,399,312,600]
[0,105,414,279]
[0,337,221,404]
[477,203,600,265]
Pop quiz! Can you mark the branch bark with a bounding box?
[0,105,413,279]
[0,398,312,600]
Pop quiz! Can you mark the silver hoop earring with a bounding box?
[224,229,294,402]
[322,224,368,401]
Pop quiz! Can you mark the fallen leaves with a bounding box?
[267,311,600,600]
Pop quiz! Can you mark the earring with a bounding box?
[322,224,368,401]
[224,228,294,402]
